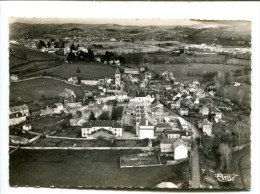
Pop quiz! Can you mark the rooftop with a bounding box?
[83,120,122,128]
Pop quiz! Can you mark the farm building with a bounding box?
[68,77,78,84]
[9,104,29,126]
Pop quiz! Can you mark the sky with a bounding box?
[10,17,230,28]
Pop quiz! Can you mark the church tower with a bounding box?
[115,67,121,89]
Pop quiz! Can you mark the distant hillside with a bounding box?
[10,21,251,46]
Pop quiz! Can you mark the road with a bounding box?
[164,107,201,188]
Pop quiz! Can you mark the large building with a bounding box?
[138,119,155,139]
[81,120,122,138]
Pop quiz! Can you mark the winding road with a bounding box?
[164,107,201,188]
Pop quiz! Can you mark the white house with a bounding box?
[200,105,209,116]
[138,119,155,139]
[68,77,78,84]
[179,108,189,116]
[10,74,19,82]
[145,72,152,80]
[124,68,139,75]
[201,119,213,136]
[51,103,64,114]
[81,80,99,86]
[23,124,32,131]
[173,140,189,160]
[130,94,155,104]
[81,120,122,138]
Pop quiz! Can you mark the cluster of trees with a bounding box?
[67,44,94,62]
[88,104,124,121]
[37,39,65,49]
[103,51,126,64]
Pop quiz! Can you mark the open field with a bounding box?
[148,63,246,77]
[10,45,59,64]
[10,77,85,103]
[23,62,117,80]
[9,149,186,188]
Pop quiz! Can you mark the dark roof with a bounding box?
[83,120,121,128]
[156,123,171,128]
[139,119,154,126]
[165,130,190,136]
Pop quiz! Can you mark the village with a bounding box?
[8,19,251,190]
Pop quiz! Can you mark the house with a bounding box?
[193,79,200,86]
[165,129,191,139]
[210,107,222,119]
[138,119,155,139]
[68,77,78,84]
[160,139,175,153]
[173,140,189,160]
[179,108,189,116]
[81,120,122,138]
[124,68,139,75]
[23,124,32,131]
[168,72,175,80]
[165,85,172,90]
[200,119,213,136]
[233,82,241,87]
[200,105,209,116]
[181,98,194,109]
[156,122,172,132]
[70,115,88,126]
[145,72,152,80]
[149,102,164,116]
[10,104,29,116]
[194,98,200,105]
[196,88,206,99]
[9,104,29,126]
[161,71,168,77]
[59,88,76,103]
[51,103,64,114]
[131,76,140,83]
[10,74,19,82]
[40,106,53,116]
[81,80,99,86]
[130,93,155,104]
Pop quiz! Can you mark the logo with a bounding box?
[213,173,238,182]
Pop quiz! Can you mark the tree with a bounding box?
[76,67,81,73]
[98,111,110,120]
[70,43,76,51]
[67,51,76,62]
[89,111,96,121]
[111,106,124,121]
[47,41,51,48]
[235,119,250,148]
[219,143,232,172]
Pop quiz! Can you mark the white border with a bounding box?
[1,1,260,194]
